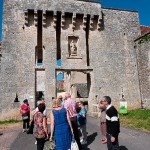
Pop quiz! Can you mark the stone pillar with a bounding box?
[88,14,102,113]
[87,71,96,113]
[71,84,77,98]
[18,10,37,108]
[43,11,57,107]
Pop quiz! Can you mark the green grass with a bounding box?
[120,109,150,132]
[0,119,21,125]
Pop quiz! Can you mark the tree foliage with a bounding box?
[138,33,150,44]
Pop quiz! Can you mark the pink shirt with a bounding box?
[21,103,30,114]
[64,98,77,118]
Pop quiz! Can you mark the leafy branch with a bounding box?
[138,34,150,44]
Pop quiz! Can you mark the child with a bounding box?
[77,101,87,145]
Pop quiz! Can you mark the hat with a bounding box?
[23,99,28,103]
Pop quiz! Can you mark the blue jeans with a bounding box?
[106,133,119,150]
[23,119,29,129]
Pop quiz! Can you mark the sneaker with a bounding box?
[80,139,83,143]
[81,141,87,145]
[35,141,37,145]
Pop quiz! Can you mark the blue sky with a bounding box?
[99,0,150,26]
[0,0,3,40]
[0,0,150,40]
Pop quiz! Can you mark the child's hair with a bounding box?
[23,99,28,103]
[79,101,84,105]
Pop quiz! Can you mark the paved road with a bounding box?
[10,116,150,150]
[0,127,20,150]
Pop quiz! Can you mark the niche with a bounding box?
[68,36,79,57]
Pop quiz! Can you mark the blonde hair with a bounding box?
[58,95,63,99]
[52,99,62,108]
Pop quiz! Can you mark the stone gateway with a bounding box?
[0,0,150,118]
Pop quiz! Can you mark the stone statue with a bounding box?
[70,40,77,56]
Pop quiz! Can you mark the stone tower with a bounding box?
[0,0,143,117]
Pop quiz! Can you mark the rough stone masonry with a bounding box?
[0,0,149,118]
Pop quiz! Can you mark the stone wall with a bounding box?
[135,33,150,109]
[0,0,37,114]
[88,8,142,111]
[75,83,88,98]
[0,0,146,118]
[0,0,102,115]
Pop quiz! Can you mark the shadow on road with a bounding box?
[119,145,128,150]
[82,132,98,150]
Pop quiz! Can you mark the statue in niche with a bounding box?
[70,40,77,56]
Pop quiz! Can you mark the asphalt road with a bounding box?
[10,116,150,150]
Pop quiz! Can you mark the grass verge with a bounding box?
[0,120,22,132]
[0,119,21,125]
[120,109,150,132]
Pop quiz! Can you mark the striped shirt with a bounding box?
[64,98,77,118]
[106,105,120,137]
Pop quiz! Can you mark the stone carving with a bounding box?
[68,36,79,57]
[83,15,87,30]
[53,14,57,28]
[24,10,28,26]
[34,11,38,26]
[61,13,65,28]
[70,40,77,56]
[72,14,76,30]
[43,12,47,26]
[90,15,94,29]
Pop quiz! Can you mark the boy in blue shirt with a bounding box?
[77,101,87,145]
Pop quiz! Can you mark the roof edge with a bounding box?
[135,32,150,42]
[77,0,100,3]
[140,25,150,28]
[102,7,138,13]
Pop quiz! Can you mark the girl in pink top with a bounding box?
[20,99,30,132]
